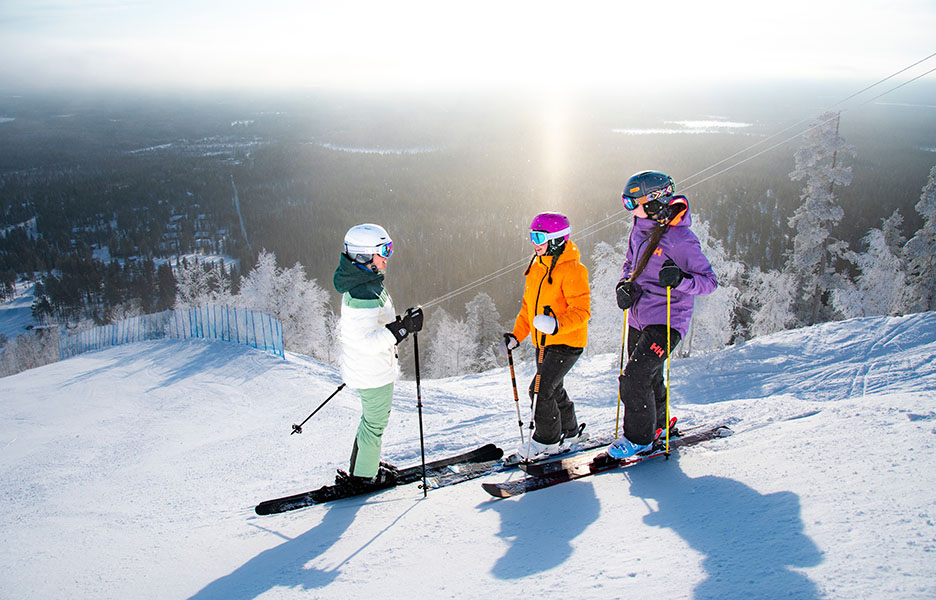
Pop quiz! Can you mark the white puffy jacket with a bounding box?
[339,288,400,389]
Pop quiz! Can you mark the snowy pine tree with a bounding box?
[587,239,628,356]
[903,165,936,312]
[174,257,231,310]
[785,111,856,325]
[744,267,798,337]
[425,307,475,378]
[680,220,743,356]
[235,250,332,362]
[880,210,907,258]
[464,292,503,373]
[832,228,907,318]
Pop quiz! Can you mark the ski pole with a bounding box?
[412,328,428,497]
[507,347,525,446]
[291,383,346,435]
[615,308,629,439]
[665,286,672,455]
[522,305,551,461]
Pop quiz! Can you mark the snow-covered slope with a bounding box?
[1,313,935,599]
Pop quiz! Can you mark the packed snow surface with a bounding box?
[1,312,935,599]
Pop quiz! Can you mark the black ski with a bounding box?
[256,443,503,514]
[517,420,709,478]
[500,434,614,468]
[482,425,732,499]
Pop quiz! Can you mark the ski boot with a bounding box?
[503,437,561,466]
[559,423,588,450]
[607,436,654,460]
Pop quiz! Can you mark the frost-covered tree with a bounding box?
[785,111,856,325]
[425,307,475,378]
[880,210,907,258]
[0,328,60,377]
[680,220,743,356]
[744,267,798,337]
[322,311,342,366]
[464,292,503,373]
[174,257,231,310]
[903,165,936,312]
[587,238,629,355]
[832,228,907,318]
[236,250,332,361]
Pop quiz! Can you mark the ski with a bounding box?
[482,424,733,499]
[424,459,506,489]
[500,434,614,468]
[422,433,615,489]
[517,420,709,478]
[256,443,503,514]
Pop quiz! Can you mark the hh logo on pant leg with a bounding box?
[650,343,665,358]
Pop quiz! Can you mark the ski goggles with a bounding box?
[622,184,674,211]
[376,241,393,258]
[529,227,571,245]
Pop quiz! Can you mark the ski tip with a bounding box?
[254,503,279,516]
[481,482,512,499]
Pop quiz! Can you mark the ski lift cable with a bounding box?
[679,51,936,187]
[680,63,936,194]
[419,55,936,310]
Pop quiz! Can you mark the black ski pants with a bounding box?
[529,344,583,445]
[620,325,681,446]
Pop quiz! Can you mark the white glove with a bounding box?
[533,314,558,335]
[498,333,520,355]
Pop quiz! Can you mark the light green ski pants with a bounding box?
[350,382,394,478]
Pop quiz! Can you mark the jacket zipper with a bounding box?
[533,256,550,348]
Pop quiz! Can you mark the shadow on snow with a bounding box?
[188,501,367,599]
[625,459,823,599]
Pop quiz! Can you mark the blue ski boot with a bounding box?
[607,436,653,460]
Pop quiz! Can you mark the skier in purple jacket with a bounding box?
[608,170,718,459]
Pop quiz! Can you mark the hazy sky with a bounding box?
[1,0,934,92]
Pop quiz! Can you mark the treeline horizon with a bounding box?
[2,84,935,337]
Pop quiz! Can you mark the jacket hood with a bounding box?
[635,196,693,230]
[531,239,582,269]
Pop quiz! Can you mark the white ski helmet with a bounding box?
[343,223,393,263]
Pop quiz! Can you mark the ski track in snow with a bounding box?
[1,312,935,599]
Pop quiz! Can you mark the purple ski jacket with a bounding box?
[621,197,717,338]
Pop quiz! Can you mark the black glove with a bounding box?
[615,279,639,311]
[658,259,686,288]
[404,306,424,333]
[385,315,410,344]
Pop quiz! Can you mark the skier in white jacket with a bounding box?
[332,224,423,489]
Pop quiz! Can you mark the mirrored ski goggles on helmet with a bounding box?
[529,227,571,245]
[376,241,393,258]
[622,184,674,211]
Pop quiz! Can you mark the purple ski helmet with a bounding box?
[529,212,571,253]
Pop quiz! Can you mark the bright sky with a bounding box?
[1,0,934,92]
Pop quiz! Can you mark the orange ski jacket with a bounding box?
[512,240,590,349]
